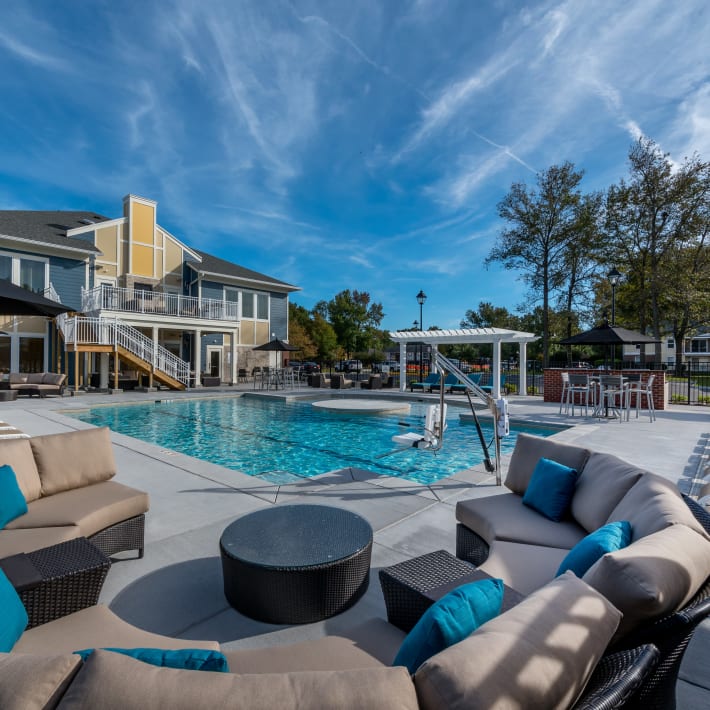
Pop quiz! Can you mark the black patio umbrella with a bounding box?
[252,338,300,368]
[0,280,75,316]
[559,323,659,346]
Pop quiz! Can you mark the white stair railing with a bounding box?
[59,316,190,386]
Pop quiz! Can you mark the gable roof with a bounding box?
[0,211,106,253]
[190,249,300,292]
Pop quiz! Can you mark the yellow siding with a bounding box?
[96,226,118,261]
[255,321,269,344]
[240,319,255,344]
[132,244,154,277]
[132,202,155,245]
[99,264,118,277]
[154,249,163,279]
[156,230,164,248]
[122,223,129,275]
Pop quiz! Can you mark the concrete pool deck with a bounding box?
[1,386,708,706]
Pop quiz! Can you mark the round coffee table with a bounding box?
[219,504,373,624]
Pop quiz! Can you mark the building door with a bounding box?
[207,347,222,378]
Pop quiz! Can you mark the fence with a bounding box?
[667,362,710,406]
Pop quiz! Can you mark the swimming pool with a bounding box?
[68,396,562,485]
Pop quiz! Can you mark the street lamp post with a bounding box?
[416,290,427,382]
[607,268,621,368]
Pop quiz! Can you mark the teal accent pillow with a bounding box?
[0,464,28,528]
[0,569,29,652]
[393,578,504,674]
[74,647,229,672]
[522,458,578,522]
[557,521,632,577]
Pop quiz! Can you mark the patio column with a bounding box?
[194,329,202,387]
[230,331,237,385]
[431,344,439,373]
[492,339,502,399]
[399,341,407,392]
[99,352,109,390]
[518,343,528,396]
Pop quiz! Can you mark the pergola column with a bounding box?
[518,343,528,396]
[193,329,202,387]
[492,339,502,399]
[399,341,407,392]
[431,344,439,373]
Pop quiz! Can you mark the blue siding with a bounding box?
[49,257,86,310]
[270,292,288,340]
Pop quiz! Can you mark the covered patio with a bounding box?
[389,328,538,398]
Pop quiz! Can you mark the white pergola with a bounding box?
[389,328,539,398]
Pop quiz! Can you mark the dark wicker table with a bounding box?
[220,504,373,624]
[0,537,111,628]
[379,549,525,632]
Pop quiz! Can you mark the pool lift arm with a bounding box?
[390,351,509,486]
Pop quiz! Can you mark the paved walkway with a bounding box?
[1,387,708,705]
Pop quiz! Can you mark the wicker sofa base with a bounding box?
[89,514,145,559]
[455,523,490,566]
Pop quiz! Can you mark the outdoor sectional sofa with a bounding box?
[0,427,148,559]
[2,433,710,708]
[6,372,66,397]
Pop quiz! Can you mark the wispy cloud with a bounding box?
[0,29,68,70]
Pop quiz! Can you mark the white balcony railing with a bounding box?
[60,316,191,386]
[82,285,238,322]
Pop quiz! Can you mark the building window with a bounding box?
[690,339,708,354]
[667,338,674,349]
[224,286,238,304]
[241,292,254,318]
[0,255,12,282]
[0,252,48,292]
[256,294,268,320]
[19,337,44,372]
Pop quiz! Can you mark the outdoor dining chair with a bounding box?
[559,372,571,414]
[598,375,628,422]
[567,373,594,416]
[626,374,656,422]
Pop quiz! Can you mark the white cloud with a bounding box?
[0,28,68,70]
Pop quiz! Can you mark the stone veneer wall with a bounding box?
[543,369,666,411]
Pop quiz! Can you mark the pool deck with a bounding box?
[1,385,709,706]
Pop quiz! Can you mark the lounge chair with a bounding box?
[331,373,353,389]
[308,373,331,388]
[450,373,482,393]
[409,372,440,392]
[480,374,506,394]
[429,373,457,392]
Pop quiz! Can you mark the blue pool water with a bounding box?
[69,397,561,485]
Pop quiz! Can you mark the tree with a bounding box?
[487,162,590,366]
[288,303,316,359]
[461,301,522,329]
[316,290,384,357]
[604,138,710,363]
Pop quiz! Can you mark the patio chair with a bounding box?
[360,375,382,390]
[599,375,628,421]
[450,373,482,394]
[409,372,441,392]
[331,373,353,389]
[309,373,331,388]
[480,374,506,395]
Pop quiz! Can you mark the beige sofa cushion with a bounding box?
[8,373,28,384]
[606,472,708,540]
[456,492,586,549]
[478,540,568,595]
[15,604,219,655]
[504,433,590,495]
[30,428,116,496]
[27,373,44,384]
[0,652,82,710]
[224,619,404,673]
[571,452,645,533]
[583,523,710,637]
[4,480,149,537]
[0,525,80,557]
[414,572,620,710]
[57,650,419,710]
[0,438,42,502]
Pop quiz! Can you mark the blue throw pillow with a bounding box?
[393,578,504,674]
[0,569,29,652]
[0,464,28,528]
[557,521,632,577]
[522,458,578,522]
[74,647,229,672]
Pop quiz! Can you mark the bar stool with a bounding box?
[626,374,656,422]
[567,373,593,416]
[559,372,570,414]
[599,375,628,422]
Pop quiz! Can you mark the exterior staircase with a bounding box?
[58,315,190,390]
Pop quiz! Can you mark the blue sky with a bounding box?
[0,1,708,331]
